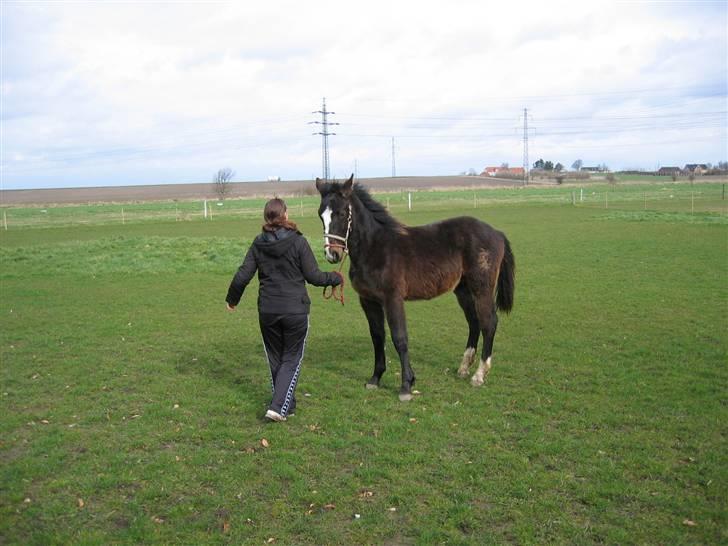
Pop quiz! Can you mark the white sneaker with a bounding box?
[265,410,286,422]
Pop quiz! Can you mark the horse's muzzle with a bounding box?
[325,247,343,263]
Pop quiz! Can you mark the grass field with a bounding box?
[1,186,726,544]
[2,179,726,229]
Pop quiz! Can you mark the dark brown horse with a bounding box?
[316,175,515,401]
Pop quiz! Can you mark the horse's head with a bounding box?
[316,174,354,263]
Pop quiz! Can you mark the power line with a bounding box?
[343,83,725,104]
[309,97,338,180]
[522,108,529,185]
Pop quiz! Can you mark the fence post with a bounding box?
[121,207,125,225]
[203,200,208,219]
[3,210,7,231]
[408,192,412,211]
[605,192,608,209]
[644,192,647,210]
[691,192,694,215]
[571,191,575,205]
[473,192,477,208]
[580,188,583,202]
[723,184,725,200]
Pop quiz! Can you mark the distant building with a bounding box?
[657,167,681,176]
[480,166,525,177]
[580,166,603,173]
[684,164,708,175]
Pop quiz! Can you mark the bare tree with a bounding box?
[213,168,235,200]
[571,159,583,171]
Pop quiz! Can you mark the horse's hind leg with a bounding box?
[360,297,386,389]
[454,281,480,378]
[472,295,498,387]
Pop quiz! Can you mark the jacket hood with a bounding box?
[253,228,300,257]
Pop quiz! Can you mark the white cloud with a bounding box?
[1,0,725,188]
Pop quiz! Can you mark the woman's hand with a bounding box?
[226,303,236,311]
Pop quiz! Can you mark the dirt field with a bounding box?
[0,176,522,205]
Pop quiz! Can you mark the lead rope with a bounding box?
[323,251,347,305]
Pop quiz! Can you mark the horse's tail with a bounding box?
[496,235,515,314]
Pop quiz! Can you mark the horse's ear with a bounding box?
[342,174,354,197]
[315,177,324,193]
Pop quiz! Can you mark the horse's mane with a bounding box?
[352,184,403,229]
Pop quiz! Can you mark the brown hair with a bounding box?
[262,198,299,233]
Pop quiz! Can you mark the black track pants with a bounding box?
[259,313,309,417]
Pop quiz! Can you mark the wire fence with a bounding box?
[572,185,727,215]
[1,183,726,230]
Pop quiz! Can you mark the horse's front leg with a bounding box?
[360,297,386,389]
[384,297,416,401]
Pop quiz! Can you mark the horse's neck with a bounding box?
[349,199,384,261]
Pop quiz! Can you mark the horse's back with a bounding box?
[407,216,505,251]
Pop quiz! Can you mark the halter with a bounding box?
[322,203,352,306]
[323,204,352,256]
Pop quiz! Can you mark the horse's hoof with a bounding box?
[471,376,485,387]
[457,368,470,378]
[399,393,413,402]
[365,383,378,390]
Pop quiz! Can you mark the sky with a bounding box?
[1,1,726,190]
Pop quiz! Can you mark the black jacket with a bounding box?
[226,228,342,315]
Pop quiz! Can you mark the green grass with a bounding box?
[1,193,726,544]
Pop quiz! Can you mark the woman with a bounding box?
[226,198,342,422]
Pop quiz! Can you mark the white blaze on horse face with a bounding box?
[321,206,335,262]
[321,206,333,235]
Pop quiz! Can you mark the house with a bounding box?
[684,164,708,175]
[504,167,525,176]
[580,166,602,173]
[480,166,525,177]
[657,167,681,176]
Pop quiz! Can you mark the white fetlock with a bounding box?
[399,393,413,402]
[471,357,491,387]
[458,347,476,378]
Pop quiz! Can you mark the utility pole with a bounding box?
[391,137,396,178]
[522,107,529,185]
[310,97,338,180]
